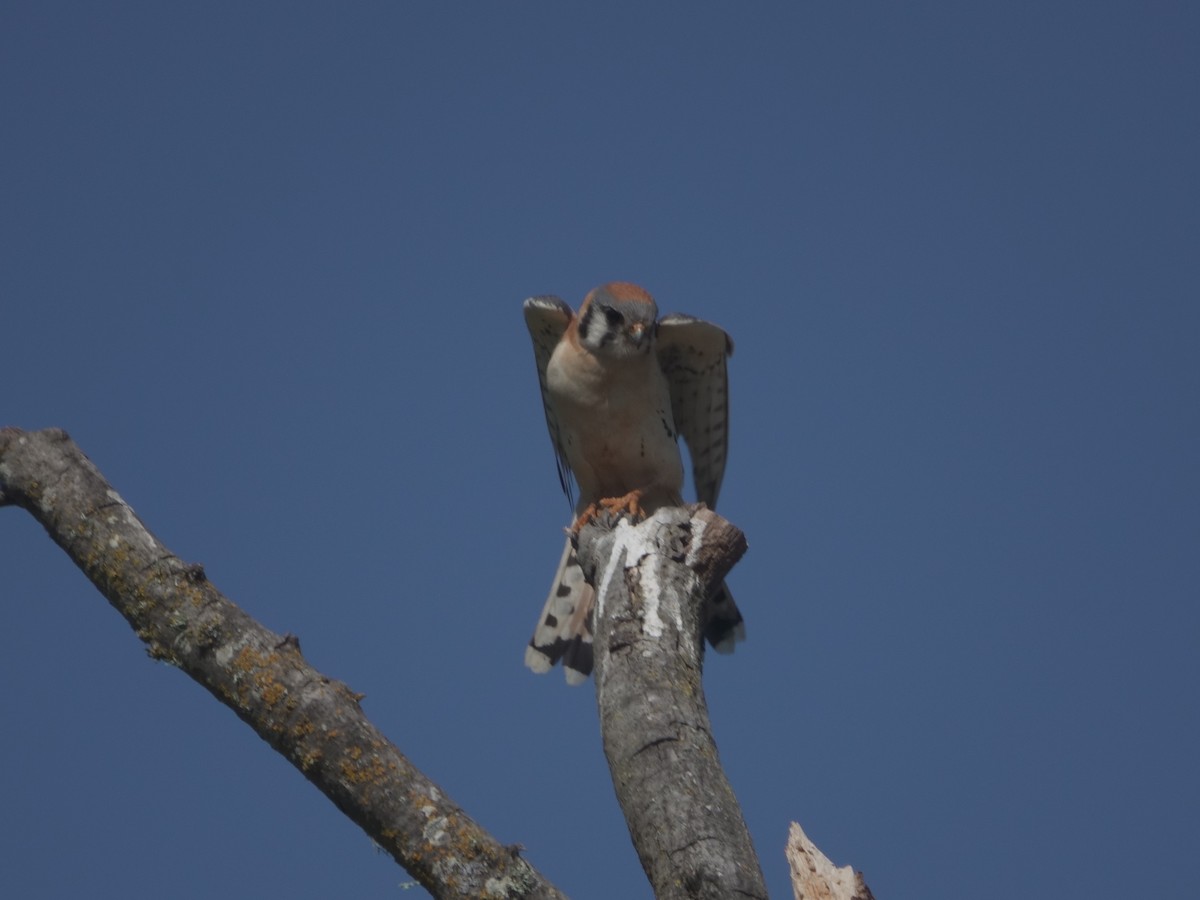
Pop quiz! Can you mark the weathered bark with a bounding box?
[0,427,565,900]
[786,822,874,900]
[575,507,767,900]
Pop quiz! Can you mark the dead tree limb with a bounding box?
[786,822,875,900]
[0,427,566,900]
[575,507,767,900]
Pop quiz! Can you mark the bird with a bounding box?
[522,281,744,684]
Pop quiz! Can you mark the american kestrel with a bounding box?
[523,281,744,684]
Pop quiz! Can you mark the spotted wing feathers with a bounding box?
[523,296,576,506]
[656,314,733,509]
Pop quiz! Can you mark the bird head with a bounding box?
[576,282,659,360]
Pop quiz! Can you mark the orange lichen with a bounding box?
[340,750,388,784]
[260,680,285,706]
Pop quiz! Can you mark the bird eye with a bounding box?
[603,307,624,327]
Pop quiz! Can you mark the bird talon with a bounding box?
[598,489,646,522]
[569,490,647,534]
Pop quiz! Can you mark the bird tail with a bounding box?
[704,582,746,653]
[525,538,595,685]
[524,536,745,684]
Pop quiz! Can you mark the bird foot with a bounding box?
[570,490,647,534]
[601,489,647,520]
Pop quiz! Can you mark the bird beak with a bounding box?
[628,322,647,345]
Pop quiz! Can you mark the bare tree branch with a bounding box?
[575,507,768,900]
[0,427,566,900]
[786,822,875,900]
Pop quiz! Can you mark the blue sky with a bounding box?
[2,4,1197,898]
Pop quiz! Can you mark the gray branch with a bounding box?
[574,507,767,900]
[0,427,566,900]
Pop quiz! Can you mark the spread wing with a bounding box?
[656,314,733,509]
[523,295,576,507]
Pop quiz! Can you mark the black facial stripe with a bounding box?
[578,303,596,344]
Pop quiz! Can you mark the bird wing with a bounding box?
[523,295,576,507]
[656,314,733,509]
